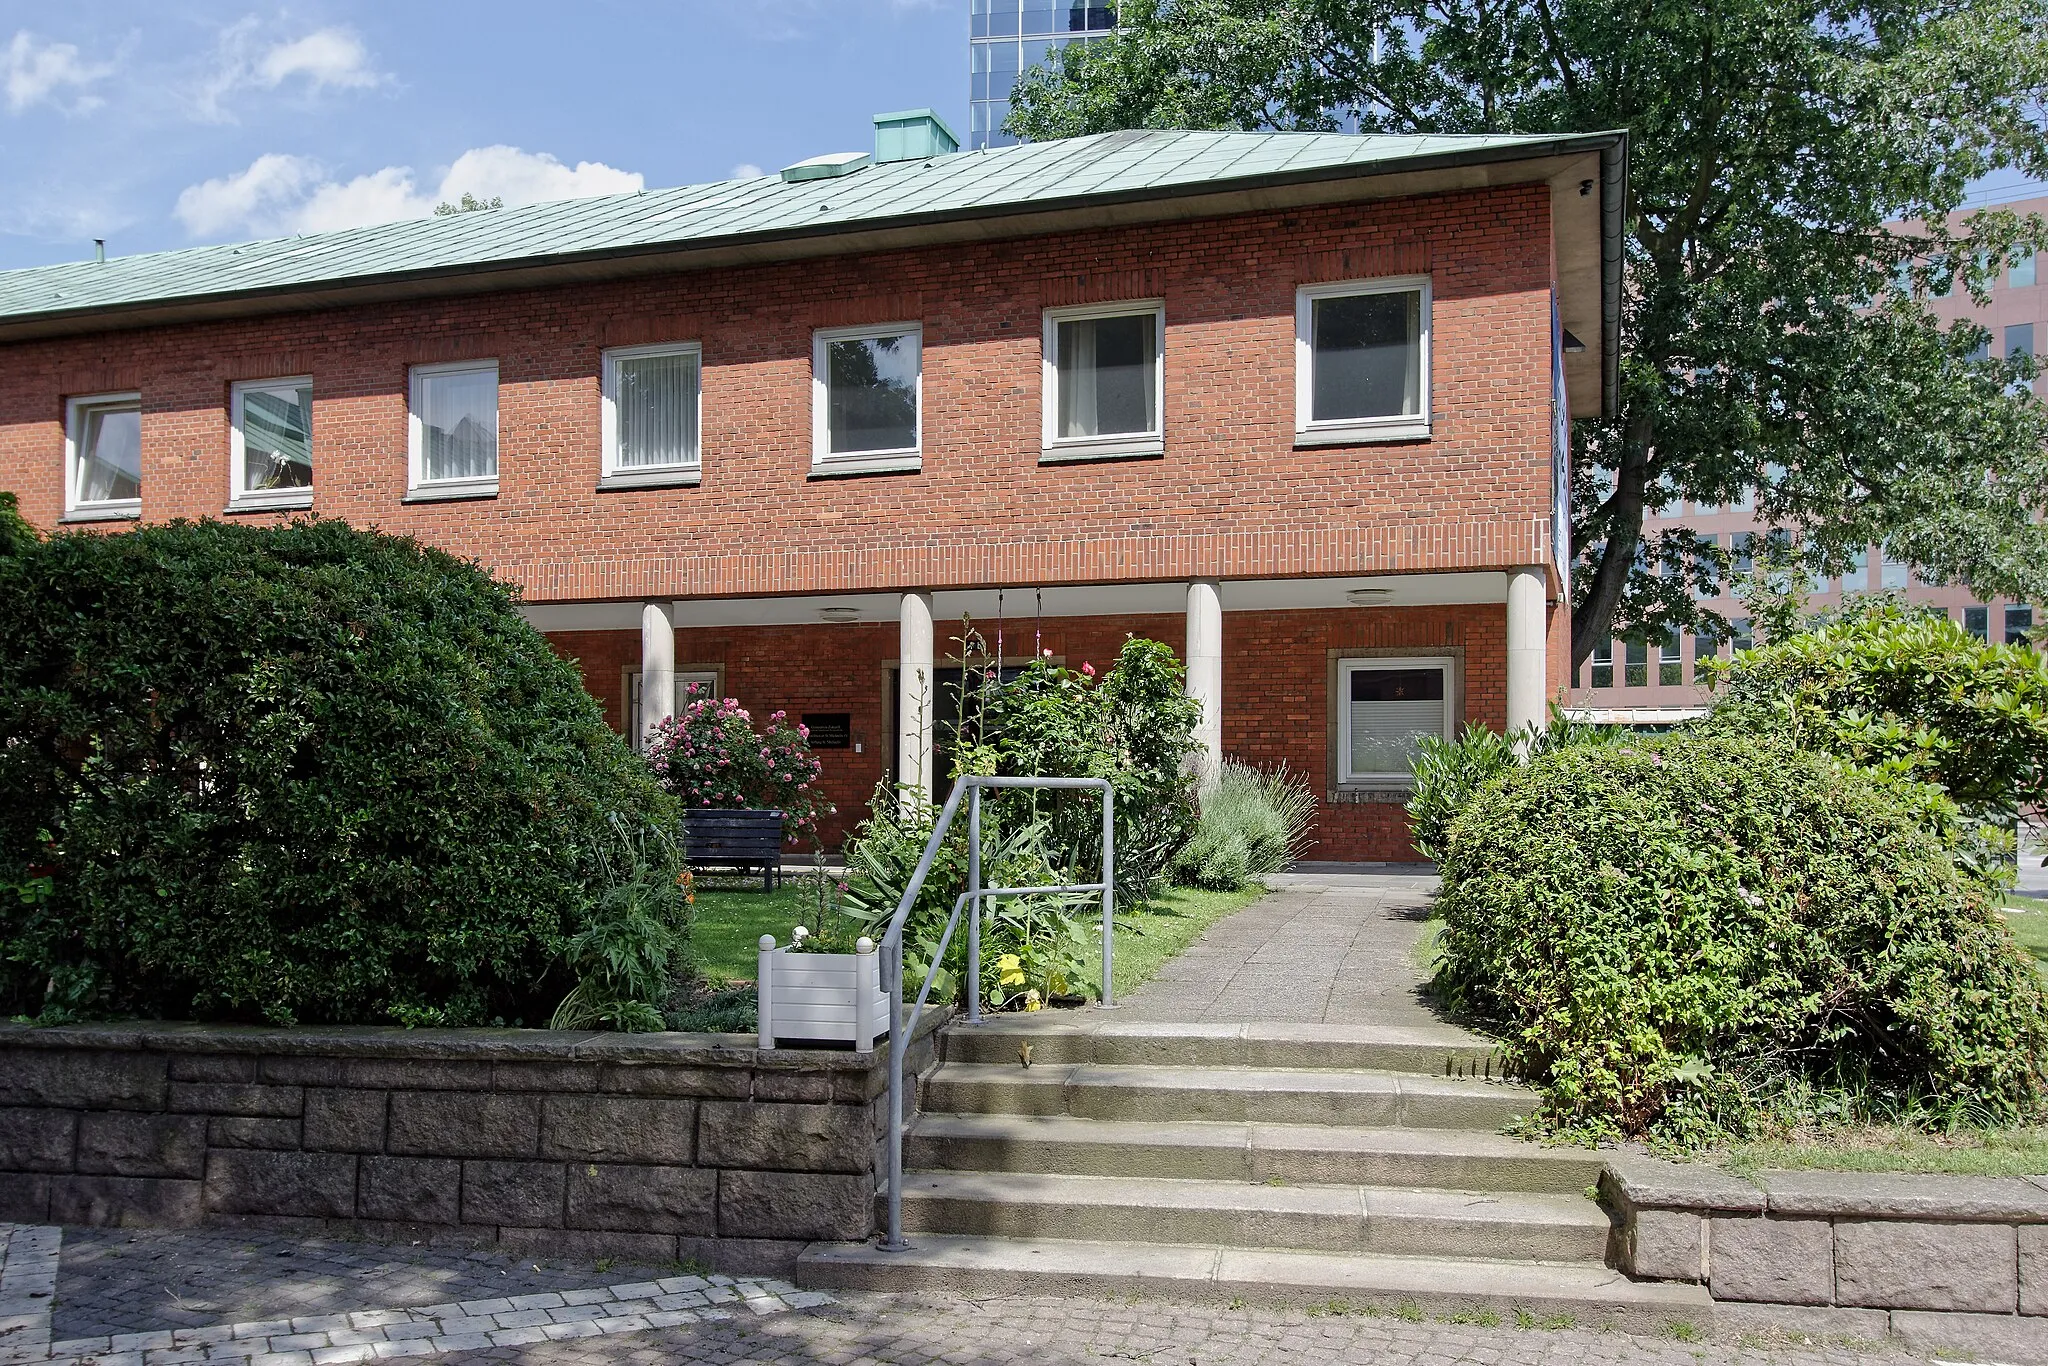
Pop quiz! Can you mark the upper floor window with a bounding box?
[230,378,313,510]
[1042,301,1163,461]
[408,360,498,500]
[602,343,701,488]
[1336,657,1453,784]
[813,323,921,475]
[1295,277,1430,445]
[2007,604,2034,648]
[2013,251,2037,288]
[64,392,141,521]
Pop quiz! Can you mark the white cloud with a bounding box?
[175,146,646,238]
[196,18,384,121]
[730,162,764,179]
[6,31,112,114]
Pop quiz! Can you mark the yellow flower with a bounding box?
[1024,989,1043,1012]
[996,952,1026,987]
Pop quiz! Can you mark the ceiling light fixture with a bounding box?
[818,605,862,623]
[1345,588,1394,605]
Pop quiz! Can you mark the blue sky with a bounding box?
[0,1,967,271]
[3,3,2040,274]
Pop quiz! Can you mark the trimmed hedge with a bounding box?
[1433,729,2048,1143]
[0,510,678,1027]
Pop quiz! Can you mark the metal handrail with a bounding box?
[880,774,1115,1251]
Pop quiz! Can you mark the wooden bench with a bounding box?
[683,808,786,891]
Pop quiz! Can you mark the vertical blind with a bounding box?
[419,368,498,481]
[1346,665,1446,778]
[615,351,700,468]
[242,385,313,490]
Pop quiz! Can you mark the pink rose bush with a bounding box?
[643,689,832,835]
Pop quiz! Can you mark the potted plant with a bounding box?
[645,691,832,884]
[755,924,887,1050]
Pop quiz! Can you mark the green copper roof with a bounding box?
[0,129,1617,334]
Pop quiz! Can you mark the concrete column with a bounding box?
[639,601,676,747]
[1186,579,1224,790]
[1506,565,1549,737]
[897,591,935,810]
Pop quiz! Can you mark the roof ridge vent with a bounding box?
[873,109,960,164]
[781,151,870,183]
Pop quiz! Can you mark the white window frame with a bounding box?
[600,342,702,489]
[1294,276,1431,446]
[625,666,724,749]
[1040,299,1165,462]
[811,322,922,476]
[229,377,315,512]
[406,359,500,501]
[63,391,142,521]
[1335,655,1455,786]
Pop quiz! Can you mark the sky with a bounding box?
[0,1,967,271]
[1,3,2040,275]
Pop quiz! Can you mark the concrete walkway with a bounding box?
[1121,865,1446,1026]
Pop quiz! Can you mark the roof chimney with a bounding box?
[873,109,960,164]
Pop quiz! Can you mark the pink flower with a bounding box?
[1080,662,1095,677]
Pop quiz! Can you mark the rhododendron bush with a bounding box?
[643,689,831,835]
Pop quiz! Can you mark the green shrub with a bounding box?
[1709,600,2048,842]
[1433,730,2048,1144]
[1170,761,1316,890]
[0,515,679,1027]
[1406,708,1626,861]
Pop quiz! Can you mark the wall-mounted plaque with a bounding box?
[803,712,852,749]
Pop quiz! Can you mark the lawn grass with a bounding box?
[688,873,1267,998]
[1720,1125,2048,1178]
[1999,900,2048,976]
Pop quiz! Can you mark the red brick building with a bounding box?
[0,122,1626,858]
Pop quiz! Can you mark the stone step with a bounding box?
[941,1016,1503,1077]
[905,1112,1605,1194]
[922,1062,1534,1131]
[796,1235,1712,1336]
[893,1170,1612,1262]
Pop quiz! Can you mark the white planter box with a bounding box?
[756,936,887,1050]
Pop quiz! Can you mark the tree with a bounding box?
[433,192,504,216]
[1007,0,2048,667]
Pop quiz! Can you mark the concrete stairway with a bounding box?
[796,1015,1713,1330]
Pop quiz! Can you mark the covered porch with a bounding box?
[524,568,1558,861]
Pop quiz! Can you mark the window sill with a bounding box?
[403,479,500,504]
[598,468,701,491]
[224,493,314,515]
[60,502,140,524]
[1040,436,1164,464]
[808,454,922,479]
[1295,422,1431,448]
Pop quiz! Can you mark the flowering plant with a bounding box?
[643,689,832,835]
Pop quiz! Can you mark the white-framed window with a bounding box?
[63,392,142,520]
[230,378,314,510]
[812,322,921,474]
[601,342,701,487]
[407,360,499,499]
[1041,300,1164,461]
[1336,656,1454,784]
[1295,276,1430,445]
[626,668,723,748]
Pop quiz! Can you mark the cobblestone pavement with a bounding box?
[3,1223,1968,1366]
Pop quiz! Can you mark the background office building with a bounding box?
[969,2,1120,149]
[1571,191,2045,725]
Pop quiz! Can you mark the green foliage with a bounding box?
[644,692,831,836]
[549,824,693,1033]
[1433,730,2048,1144]
[1169,761,1316,889]
[1406,707,1625,861]
[1005,0,2048,668]
[0,491,35,559]
[1709,600,2048,830]
[839,786,1096,1008]
[949,631,1201,901]
[0,515,679,1027]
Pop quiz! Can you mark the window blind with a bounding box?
[1346,666,1444,777]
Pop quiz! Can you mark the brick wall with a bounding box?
[0,1021,945,1274]
[548,601,1541,859]
[0,186,1559,601]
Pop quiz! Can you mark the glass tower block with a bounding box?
[970,1,1122,148]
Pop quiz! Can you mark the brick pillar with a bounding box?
[897,591,934,811]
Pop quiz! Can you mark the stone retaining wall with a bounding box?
[1604,1156,2048,1359]
[0,1016,945,1274]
